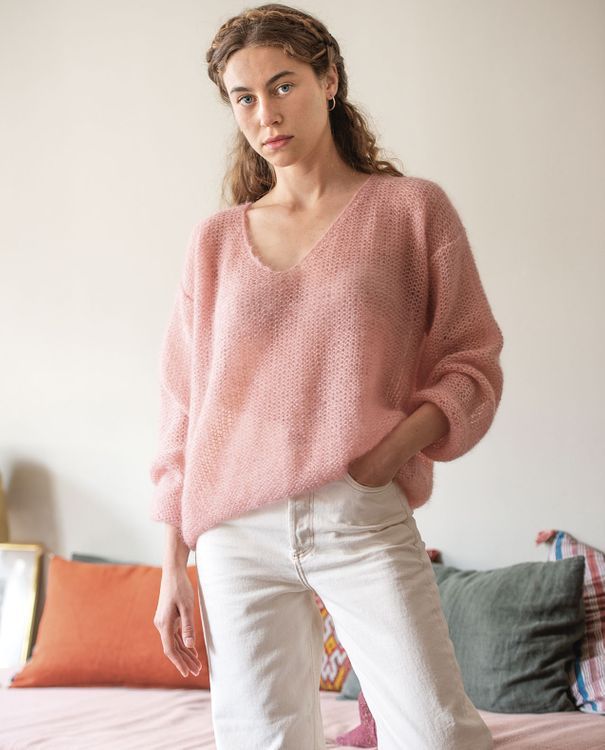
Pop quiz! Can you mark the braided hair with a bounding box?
[205,4,405,205]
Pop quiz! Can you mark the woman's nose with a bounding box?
[258,99,281,128]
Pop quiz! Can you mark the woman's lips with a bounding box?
[264,136,293,149]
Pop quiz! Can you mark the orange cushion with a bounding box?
[9,555,209,689]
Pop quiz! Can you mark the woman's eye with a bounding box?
[237,84,293,106]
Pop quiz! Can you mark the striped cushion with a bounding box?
[536,529,605,714]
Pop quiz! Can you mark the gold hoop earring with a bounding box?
[328,96,336,112]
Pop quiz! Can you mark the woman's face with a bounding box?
[222,45,337,168]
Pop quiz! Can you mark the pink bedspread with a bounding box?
[1,669,604,749]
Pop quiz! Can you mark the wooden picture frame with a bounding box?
[0,543,44,669]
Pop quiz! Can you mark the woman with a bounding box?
[150,4,503,749]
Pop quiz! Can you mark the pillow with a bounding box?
[67,555,353,694]
[70,552,130,564]
[313,592,353,691]
[432,556,586,712]
[71,554,354,694]
[337,666,362,700]
[536,528,605,715]
[9,554,210,689]
[336,555,587,748]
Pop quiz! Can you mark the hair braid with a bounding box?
[205,3,405,205]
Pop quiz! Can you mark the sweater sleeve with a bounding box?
[149,224,199,538]
[405,185,504,462]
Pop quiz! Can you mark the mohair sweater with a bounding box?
[149,173,504,550]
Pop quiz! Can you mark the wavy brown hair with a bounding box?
[205,3,405,206]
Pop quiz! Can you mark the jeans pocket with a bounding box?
[335,472,410,531]
[343,470,393,493]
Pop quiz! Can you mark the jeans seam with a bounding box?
[309,594,322,750]
[289,492,314,558]
[309,489,315,552]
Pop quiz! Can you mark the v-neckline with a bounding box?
[240,173,375,274]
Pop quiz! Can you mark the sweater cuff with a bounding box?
[150,469,183,530]
[407,371,490,462]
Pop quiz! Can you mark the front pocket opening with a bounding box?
[344,471,393,493]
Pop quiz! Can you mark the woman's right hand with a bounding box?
[153,565,202,678]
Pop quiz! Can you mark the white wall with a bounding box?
[2,0,604,579]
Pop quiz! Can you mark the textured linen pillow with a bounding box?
[432,556,586,712]
[9,554,210,689]
[536,528,605,715]
[336,555,587,747]
[337,667,362,700]
[70,552,130,564]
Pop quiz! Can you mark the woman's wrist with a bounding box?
[387,402,449,463]
[353,402,450,483]
[163,523,190,570]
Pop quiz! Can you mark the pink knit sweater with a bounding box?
[149,173,504,550]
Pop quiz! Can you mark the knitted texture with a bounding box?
[149,173,504,549]
[335,689,376,747]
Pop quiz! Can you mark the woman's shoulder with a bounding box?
[373,172,451,207]
[377,172,462,222]
[371,173,466,250]
[187,202,245,245]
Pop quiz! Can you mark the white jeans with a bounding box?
[194,471,493,750]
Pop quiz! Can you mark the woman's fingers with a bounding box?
[154,570,203,678]
[174,630,202,674]
[175,633,199,661]
[155,618,198,676]
[157,626,190,676]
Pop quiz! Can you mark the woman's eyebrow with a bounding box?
[229,70,297,94]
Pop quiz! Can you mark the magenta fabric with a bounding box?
[336,690,376,747]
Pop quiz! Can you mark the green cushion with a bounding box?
[336,666,362,700]
[70,552,130,564]
[432,556,586,713]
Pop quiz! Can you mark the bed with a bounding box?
[2,666,605,749]
[1,528,604,750]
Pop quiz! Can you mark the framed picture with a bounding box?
[0,543,44,669]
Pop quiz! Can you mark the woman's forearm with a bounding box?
[348,401,450,486]
[163,523,190,570]
[382,402,450,468]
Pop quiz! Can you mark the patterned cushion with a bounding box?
[536,529,605,714]
[313,592,353,691]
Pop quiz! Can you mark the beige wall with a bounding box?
[1,0,604,572]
